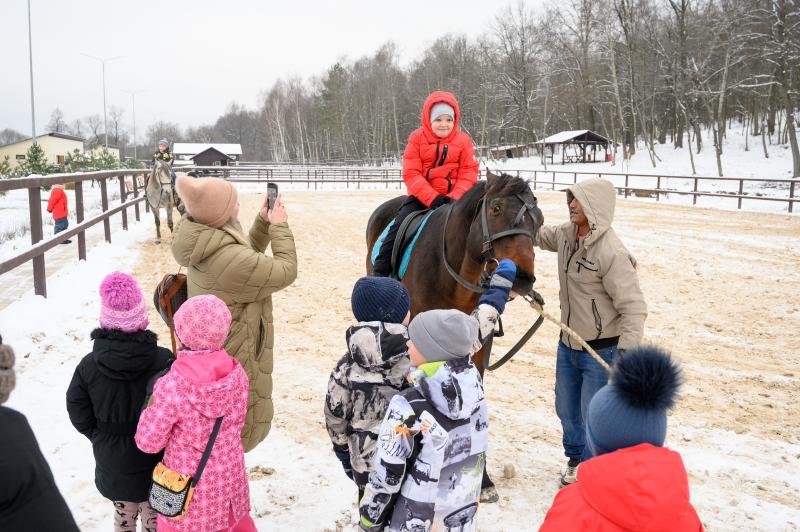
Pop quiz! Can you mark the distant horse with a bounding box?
[365,171,544,501]
[145,159,184,243]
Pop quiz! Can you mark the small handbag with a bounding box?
[148,417,223,520]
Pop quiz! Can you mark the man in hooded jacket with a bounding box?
[535,177,647,485]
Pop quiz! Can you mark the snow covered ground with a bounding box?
[2,188,798,531]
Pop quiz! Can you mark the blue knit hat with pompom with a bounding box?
[586,346,683,456]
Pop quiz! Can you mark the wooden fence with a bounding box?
[0,169,151,297]
[1,164,796,298]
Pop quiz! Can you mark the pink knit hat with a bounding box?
[99,272,149,333]
[174,295,232,351]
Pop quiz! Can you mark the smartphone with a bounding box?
[267,183,278,210]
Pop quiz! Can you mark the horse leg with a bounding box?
[167,204,174,234]
[154,209,161,244]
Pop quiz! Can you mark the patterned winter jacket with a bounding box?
[359,306,494,532]
[153,150,174,166]
[324,322,410,477]
[135,349,250,531]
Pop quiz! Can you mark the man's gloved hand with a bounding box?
[333,445,353,480]
[479,259,517,314]
[430,195,452,209]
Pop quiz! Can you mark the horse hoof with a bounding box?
[155,239,161,245]
[480,486,500,504]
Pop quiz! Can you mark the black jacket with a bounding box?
[66,329,172,502]
[0,406,79,531]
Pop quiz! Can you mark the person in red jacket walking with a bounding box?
[47,183,71,244]
[373,91,479,277]
[540,346,704,532]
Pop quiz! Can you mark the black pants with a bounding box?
[373,195,427,276]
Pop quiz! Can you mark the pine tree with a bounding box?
[20,142,49,176]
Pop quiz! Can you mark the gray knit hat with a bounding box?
[0,338,15,404]
[408,309,478,362]
[430,102,455,124]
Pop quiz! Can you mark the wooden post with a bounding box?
[574,172,577,184]
[533,170,537,190]
[624,175,629,198]
[790,180,796,213]
[656,176,661,202]
[358,170,361,190]
[75,181,87,261]
[28,187,46,297]
[119,176,128,231]
[132,173,140,221]
[692,178,698,205]
[100,178,111,243]
[737,179,744,209]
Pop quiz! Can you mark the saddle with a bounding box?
[371,209,433,279]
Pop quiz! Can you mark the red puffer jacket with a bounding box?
[402,91,479,207]
[540,444,704,532]
[47,185,68,219]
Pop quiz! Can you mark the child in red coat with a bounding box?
[373,91,479,277]
[47,183,71,244]
[539,346,704,532]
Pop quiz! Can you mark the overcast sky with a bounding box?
[2,0,542,139]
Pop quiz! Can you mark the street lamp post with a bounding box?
[82,53,123,148]
[27,0,36,144]
[122,90,145,160]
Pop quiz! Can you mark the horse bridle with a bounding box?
[441,192,542,294]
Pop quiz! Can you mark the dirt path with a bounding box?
[133,189,800,531]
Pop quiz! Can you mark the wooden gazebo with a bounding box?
[534,130,612,164]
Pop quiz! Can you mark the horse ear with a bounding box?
[486,170,500,187]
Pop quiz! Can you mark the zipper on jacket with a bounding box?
[438,144,449,166]
[433,142,440,166]
[591,299,602,339]
[563,239,577,345]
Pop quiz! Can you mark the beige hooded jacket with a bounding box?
[536,179,647,350]
[172,213,297,452]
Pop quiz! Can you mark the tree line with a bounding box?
[4,0,799,176]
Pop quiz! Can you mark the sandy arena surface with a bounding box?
[134,188,800,531]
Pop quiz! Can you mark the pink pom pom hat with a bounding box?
[99,272,149,333]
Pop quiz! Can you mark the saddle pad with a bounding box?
[371,212,434,279]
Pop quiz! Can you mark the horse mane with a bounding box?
[456,172,531,212]
[486,172,533,197]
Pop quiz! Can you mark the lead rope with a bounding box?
[522,293,611,372]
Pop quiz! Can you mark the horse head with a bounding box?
[459,171,544,296]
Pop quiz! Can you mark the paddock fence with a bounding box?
[1,165,795,298]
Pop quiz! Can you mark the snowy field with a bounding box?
[1,187,798,531]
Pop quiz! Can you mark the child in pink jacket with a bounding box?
[135,295,256,532]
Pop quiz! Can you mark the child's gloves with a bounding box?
[479,259,517,314]
[430,195,452,209]
[333,444,353,480]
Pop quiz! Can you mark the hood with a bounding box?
[418,358,483,420]
[171,216,248,267]
[347,322,409,372]
[90,328,159,380]
[579,444,697,531]
[172,349,241,418]
[421,91,461,144]
[566,178,616,243]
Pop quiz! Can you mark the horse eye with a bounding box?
[492,204,502,214]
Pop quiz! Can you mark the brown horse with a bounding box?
[365,172,544,500]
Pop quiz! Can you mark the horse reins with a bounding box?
[440,191,547,371]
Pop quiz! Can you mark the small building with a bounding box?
[534,130,612,164]
[486,143,535,160]
[190,147,234,167]
[173,143,242,166]
[0,132,85,168]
